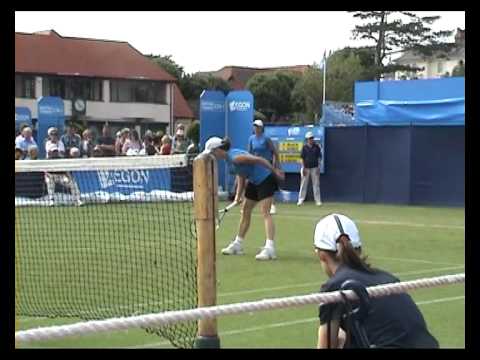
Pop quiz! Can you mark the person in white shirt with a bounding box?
[45,127,66,159]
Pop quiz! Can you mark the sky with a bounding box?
[15,11,465,74]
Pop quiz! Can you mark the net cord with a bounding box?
[15,154,188,172]
[15,273,464,344]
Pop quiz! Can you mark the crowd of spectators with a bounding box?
[15,122,199,161]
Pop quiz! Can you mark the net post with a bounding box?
[193,153,220,349]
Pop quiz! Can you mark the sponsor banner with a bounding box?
[72,168,171,195]
[37,97,65,159]
[265,126,326,173]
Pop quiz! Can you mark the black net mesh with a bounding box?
[15,155,198,348]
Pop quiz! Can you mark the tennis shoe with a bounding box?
[255,247,277,261]
[221,241,244,255]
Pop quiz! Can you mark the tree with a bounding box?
[246,71,300,122]
[452,60,465,77]
[325,50,368,103]
[186,120,200,144]
[351,11,455,78]
[147,54,184,80]
[291,64,323,122]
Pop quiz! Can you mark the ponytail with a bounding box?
[219,137,231,151]
[336,235,375,273]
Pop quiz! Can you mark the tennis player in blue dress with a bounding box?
[203,136,284,260]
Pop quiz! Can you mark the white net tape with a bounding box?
[15,154,188,172]
[15,273,464,344]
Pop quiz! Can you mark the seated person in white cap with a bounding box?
[45,127,66,159]
[314,214,438,348]
[248,119,280,214]
[44,144,83,207]
[203,136,284,260]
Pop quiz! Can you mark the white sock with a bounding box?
[234,236,244,244]
[265,239,275,249]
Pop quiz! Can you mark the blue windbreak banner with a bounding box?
[225,91,254,193]
[264,126,325,173]
[15,107,32,133]
[37,97,65,158]
[72,168,171,195]
[354,77,465,126]
[199,90,226,190]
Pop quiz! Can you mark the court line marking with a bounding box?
[231,212,465,230]
[17,265,464,325]
[128,295,465,348]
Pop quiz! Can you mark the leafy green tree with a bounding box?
[186,120,200,144]
[291,64,323,122]
[452,60,465,77]
[351,11,454,78]
[325,51,366,102]
[146,54,184,80]
[246,71,300,121]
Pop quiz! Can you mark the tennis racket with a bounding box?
[216,201,239,230]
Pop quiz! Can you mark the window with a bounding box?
[43,76,103,101]
[43,76,66,98]
[15,74,36,98]
[110,80,167,104]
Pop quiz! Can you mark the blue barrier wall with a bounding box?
[354,78,465,126]
[293,126,464,207]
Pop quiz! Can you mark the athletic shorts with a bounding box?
[245,173,279,202]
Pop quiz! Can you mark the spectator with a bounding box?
[97,124,116,157]
[25,145,39,160]
[160,135,172,155]
[61,124,82,158]
[44,143,83,207]
[45,127,66,159]
[297,131,322,206]
[70,147,81,158]
[81,129,95,158]
[172,127,190,154]
[15,146,23,160]
[16,126,37,157]
[15,123,29,143]
[153,134,163,154]
[115,128,130,155]
[92,145,103,157]
[122,129,142,155]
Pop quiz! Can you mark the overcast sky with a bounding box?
[15,11,465,74]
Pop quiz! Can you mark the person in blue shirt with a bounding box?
[15,126,37,159]
[247,119,280,214]
[203,136,285,260]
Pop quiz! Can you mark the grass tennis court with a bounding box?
[16,201,465,348]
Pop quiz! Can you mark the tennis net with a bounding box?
[15,155,198,348]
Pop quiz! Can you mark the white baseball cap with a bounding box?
[253,119,264,127]
[305,131,314,139]
[48,127,58,136]
[202,136,223,154]
[314,214,362,251]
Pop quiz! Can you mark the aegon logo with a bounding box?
[201,101,224,112]
[229,101,251,112]
[287,127,301,136]
[98,170,149,189]
[39,105,63,115]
